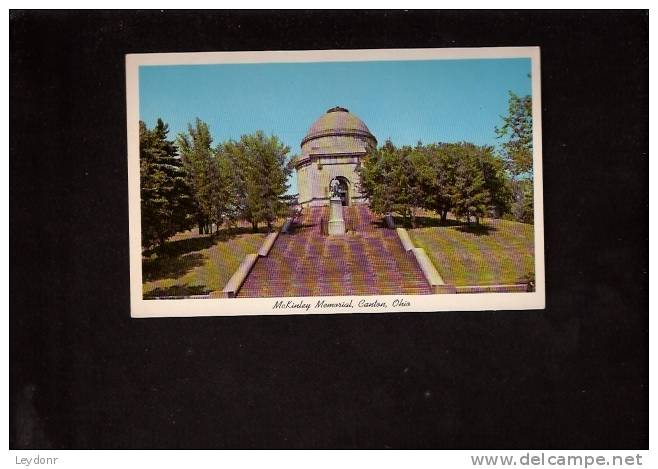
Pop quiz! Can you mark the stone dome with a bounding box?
[301,106,376,146]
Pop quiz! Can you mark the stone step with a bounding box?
[236,205,432,298]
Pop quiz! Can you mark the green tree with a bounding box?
[140,119,194,251]
[359,140,423,228]
[477,144,512,218]
[496,91,533,178]
[510,179,534,224]
[413,143,456,224]
[358,140,397,215]
[496,91,534,223]
[450,145,491,225]
[177,118,242,235]
[392,145,425,228]
[225,131,293,232]
[412,142,510,224]
[213,149,242,231]
[176,118,215,234]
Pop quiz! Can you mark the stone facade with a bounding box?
[295,106,377,207]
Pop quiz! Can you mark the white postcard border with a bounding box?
[126,47,545,318]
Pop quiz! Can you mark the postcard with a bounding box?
[127,47,544,317]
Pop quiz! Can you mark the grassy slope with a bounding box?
[409,218,534,286]
[142,228,266,298]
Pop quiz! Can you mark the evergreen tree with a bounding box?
[140,119,194,251]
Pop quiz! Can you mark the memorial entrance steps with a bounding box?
[236,205,432,297]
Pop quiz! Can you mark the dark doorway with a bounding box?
[335,177,349,206]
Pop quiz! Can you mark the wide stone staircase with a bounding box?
[236,205,432,297]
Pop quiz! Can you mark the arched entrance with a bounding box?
[334,177,350,206]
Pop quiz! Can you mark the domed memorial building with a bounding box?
[295,106,377,207]
[234,106,438,299]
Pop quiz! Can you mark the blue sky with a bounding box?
[139,58,531,193]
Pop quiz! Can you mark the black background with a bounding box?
[10,11,648,449]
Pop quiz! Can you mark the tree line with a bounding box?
[140,118,293,251]
[358,91,534,228]
[359,140,511,228]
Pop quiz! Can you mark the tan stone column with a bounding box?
[328,197,346,235]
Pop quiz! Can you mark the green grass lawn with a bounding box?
[142,228,266,298]
[408,217,535,286]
